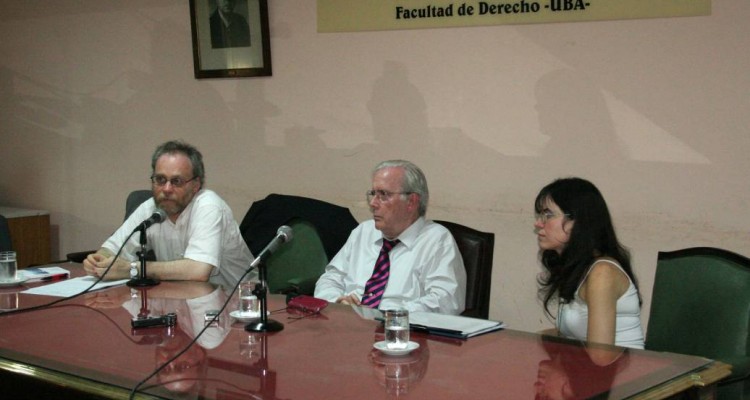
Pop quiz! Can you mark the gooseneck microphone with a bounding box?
[132,209,167,233]
[250,225,294,268]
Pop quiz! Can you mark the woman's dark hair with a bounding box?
[535,177,639,318]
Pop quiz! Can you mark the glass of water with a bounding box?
[238,278,260,317]
[0,251,17,283]
[384,309,410,350]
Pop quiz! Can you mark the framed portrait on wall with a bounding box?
[189,0,272,79]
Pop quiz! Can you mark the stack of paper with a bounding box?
[409,312,506,339]
[23,276,129,297]
[19,266,70,282]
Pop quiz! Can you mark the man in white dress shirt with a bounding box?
[314,160,466,315]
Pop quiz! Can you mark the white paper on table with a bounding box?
[18,266,70,282]
[22,276,129,297]
[409,312,507,338]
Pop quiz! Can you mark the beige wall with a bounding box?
[1,1,748,333]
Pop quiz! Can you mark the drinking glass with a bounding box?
[384,309,410,350]
[0,251,17,282]
[238,278,260,316]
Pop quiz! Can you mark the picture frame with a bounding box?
[189,0,272,79]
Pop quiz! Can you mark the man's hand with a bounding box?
[336,292,362,306]
[83,252,129,280]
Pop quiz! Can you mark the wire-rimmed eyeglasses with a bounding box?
[366,190,413,203]
[151,175,197,188]
[534,210,570,224]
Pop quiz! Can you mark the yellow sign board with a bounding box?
[317,0,711,32]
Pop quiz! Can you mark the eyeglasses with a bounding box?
[366,190,413,203]
[535,210,570,224]
[151,175,197,188]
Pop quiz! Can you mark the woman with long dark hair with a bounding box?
[534,177,644,349]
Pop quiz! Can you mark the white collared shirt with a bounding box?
[314,217,466,315]
[102,189,253,290]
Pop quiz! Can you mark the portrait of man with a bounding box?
[210,0,251,48]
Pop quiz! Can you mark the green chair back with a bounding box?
[646,247,750,397]
[264,219,328,296]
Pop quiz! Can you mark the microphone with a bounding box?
[133,209,167,232]
[250,225,294,268]
[127,209,166,288]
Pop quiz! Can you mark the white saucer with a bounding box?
[373,340,420,356]
[230,310,261,322]
[0,277,28,288]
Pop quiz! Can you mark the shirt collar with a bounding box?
[377,217,425,249]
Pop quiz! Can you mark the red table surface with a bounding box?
[0,263,710,399]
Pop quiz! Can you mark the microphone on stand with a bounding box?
[246,225,294,333]
[132,209,167,233]
[250,225,294,268]
[127,208,168,288]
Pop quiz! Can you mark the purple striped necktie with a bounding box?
[361,239,400,308]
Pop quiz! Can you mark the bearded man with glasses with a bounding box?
[314,160,466,315]
[83,140,253,289]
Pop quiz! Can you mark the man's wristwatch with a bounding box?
[130,261,139,279]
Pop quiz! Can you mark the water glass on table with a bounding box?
[384,309,410,350]
[0,251,17,283]
[238,278,261,317]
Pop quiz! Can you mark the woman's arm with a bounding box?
[581,261,629,347]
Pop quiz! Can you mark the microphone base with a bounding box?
[127,277,161,287]
[244,319,284,333]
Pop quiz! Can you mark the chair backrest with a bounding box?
[239,194,359,295]
[240,194,358,262]
[0,215,12,252]
[125,190,153,221]
[264,219,329,295]
[646,247,750,379]
[434,220,495,319]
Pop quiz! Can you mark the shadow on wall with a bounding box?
[353,60,524,205]
[535,68,626,178]
[531,67,728,223]
[1,16,740,259]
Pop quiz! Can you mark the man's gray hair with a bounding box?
[373,160,429,216]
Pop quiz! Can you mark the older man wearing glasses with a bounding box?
[315,160,466,315]
[83,140,253,289]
